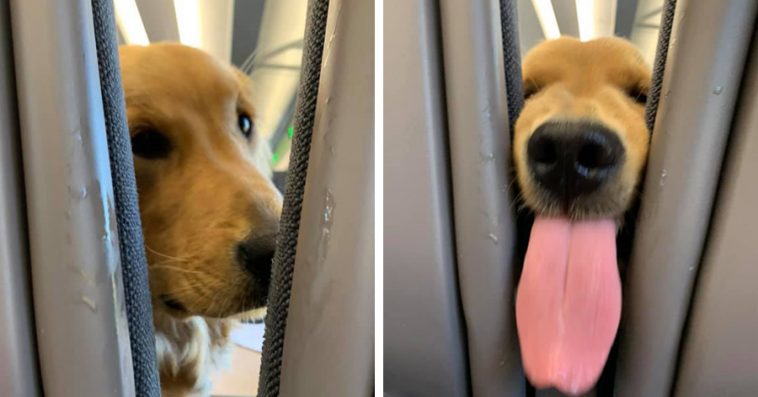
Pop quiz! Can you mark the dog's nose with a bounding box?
[236,234,276,284]
[527,121,624,200]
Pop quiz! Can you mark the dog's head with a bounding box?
[119,43,282,319]
[513,37,651,220]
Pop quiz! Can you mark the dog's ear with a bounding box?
[626,84,648,105]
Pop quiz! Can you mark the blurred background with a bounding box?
[518,0,664,64]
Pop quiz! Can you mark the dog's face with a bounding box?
[119,43,282,319]
[514,37,651,220]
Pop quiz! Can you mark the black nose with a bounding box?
[527,121,624,201]
[236,234,276,285]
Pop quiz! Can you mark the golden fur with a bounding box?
[514,37,651,219]
[119,43,281,396]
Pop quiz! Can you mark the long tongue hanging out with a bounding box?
[515,217,621,396]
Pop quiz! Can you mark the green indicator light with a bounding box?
[272,152,280,163]
[287,125,294,139]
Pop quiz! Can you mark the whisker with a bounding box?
[145,245,190,262]
[150,265,207,276]
[149,256,197,267]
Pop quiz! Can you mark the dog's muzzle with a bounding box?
[527,120,625,209]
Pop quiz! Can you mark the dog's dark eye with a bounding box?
[628,87,648,105]
[523,83,540,100]
[131,128,172,159]
[238,112,253,139]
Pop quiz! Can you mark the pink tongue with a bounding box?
[515,217,621,396]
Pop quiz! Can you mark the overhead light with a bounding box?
[576,0,617,41]
[173,0,203,48]
[113,0,149,45]
[531,0,561,39]
[575,0,595,41]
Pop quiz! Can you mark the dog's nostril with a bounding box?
[574,131,623,180]
[529,134,558,166]
[577,140,615,170]
[237,235,275,284]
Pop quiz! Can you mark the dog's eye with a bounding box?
[131,128,172,159]
[238,113,254,139]
[628,87,648,105]
[523,83,540,100]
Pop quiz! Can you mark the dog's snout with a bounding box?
[237,234,276,284]
[527,121,624,201]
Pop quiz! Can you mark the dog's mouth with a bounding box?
[515,121,626,395]
[159,284,269,319]
[526,188,625,221]
[160,294,188,313]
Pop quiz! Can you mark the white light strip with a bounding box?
[113,0,149,45]
[575,0,595,41]
[531,0,561,39]
[576,0,617,42]
[173,0,203,48]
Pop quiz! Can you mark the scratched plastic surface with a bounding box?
[10,0,135,395]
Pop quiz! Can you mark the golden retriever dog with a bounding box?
[119,43,282,396]
[512,37,650,395]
